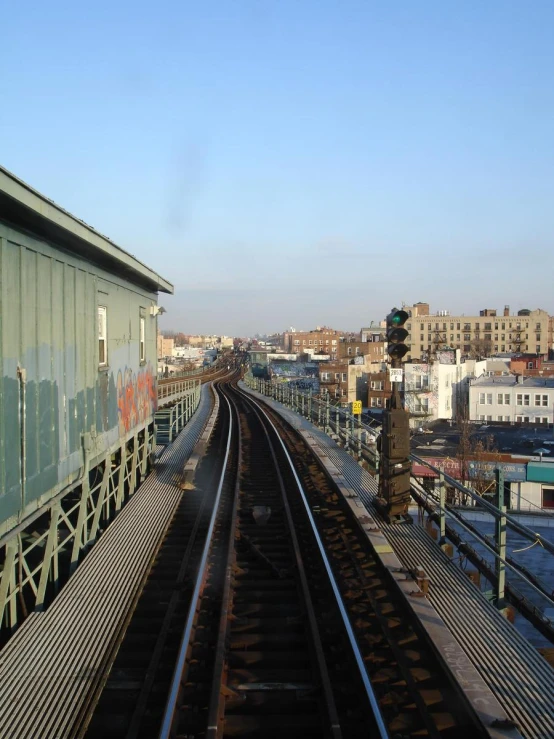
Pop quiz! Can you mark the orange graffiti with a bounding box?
[117,363,157,435]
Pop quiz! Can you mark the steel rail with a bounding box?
[311,436,554,739]
[204,386,242,738]
[259,380,554,556]
[237,387,343,739]
[158,392,234,739]
[236,387,389,739]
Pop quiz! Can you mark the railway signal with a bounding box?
[385,308,409,361]
[376,307,412,523]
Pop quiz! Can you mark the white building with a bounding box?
[173,346,203,359]
[469,376,554,424]
[403,350,470,427]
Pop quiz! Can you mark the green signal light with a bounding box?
[389,309,409,327]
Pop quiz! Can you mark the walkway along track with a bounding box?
[82,383,231,739]
[84,377,517,738]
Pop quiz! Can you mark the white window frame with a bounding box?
[140,313,146,363]
[98,305,108,367]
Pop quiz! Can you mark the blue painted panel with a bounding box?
[468,461,527,482]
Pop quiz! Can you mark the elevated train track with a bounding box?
[0,374,526,738]
[84,376,512,738]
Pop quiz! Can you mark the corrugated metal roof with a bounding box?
[0,166,173,294]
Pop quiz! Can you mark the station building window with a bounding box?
[98,305,108,367]
[140,311,146,363]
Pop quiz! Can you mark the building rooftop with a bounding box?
[0,165,173,294]
[471,375,554,388]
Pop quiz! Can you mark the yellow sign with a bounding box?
[351,400,362,415]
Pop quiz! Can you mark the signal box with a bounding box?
[381,409,410,459]
[377,408,412,522]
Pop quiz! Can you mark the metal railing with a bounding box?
[157,378,200,407]
[245,375,380,473]
[244,373,554,634]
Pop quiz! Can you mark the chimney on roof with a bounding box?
[504,305,510,316]
[516,374,524,384]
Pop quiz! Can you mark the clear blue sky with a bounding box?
[3,1,554,336]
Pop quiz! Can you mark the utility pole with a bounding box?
[376,308,413,524]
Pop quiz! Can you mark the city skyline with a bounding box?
[159,297,553,337]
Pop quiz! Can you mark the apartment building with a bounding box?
[284,327,341,356]
[319,358,349,402]
[403,303,551,360]
[367,366,391,410]
[403,350,470,427]
[157,334,175,358]
[469,376,554,424]
[337,338,386,363]
[318,354,380,406]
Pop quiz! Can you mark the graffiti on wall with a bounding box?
[117,363,157,435]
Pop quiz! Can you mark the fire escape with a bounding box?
[510,324,524,352]
[403,378,432,419]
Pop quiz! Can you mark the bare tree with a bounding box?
[455,407,500,504]
[469,337,493,359]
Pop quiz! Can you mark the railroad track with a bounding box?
[82,377,500,738]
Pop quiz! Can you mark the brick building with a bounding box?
[283,327,341,356]
[337,338,386,363]
[510,355,554,377]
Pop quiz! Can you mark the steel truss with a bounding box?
[0,426,153,632]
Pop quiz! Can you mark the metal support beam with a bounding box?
[0,542,17,628]
[36,503,62,609]
[129,433,139,497]
[89,461,110,544]
[435,473,446,544]
[70,474,91,574]
[115,443,127,511]
[495,468,507,609]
